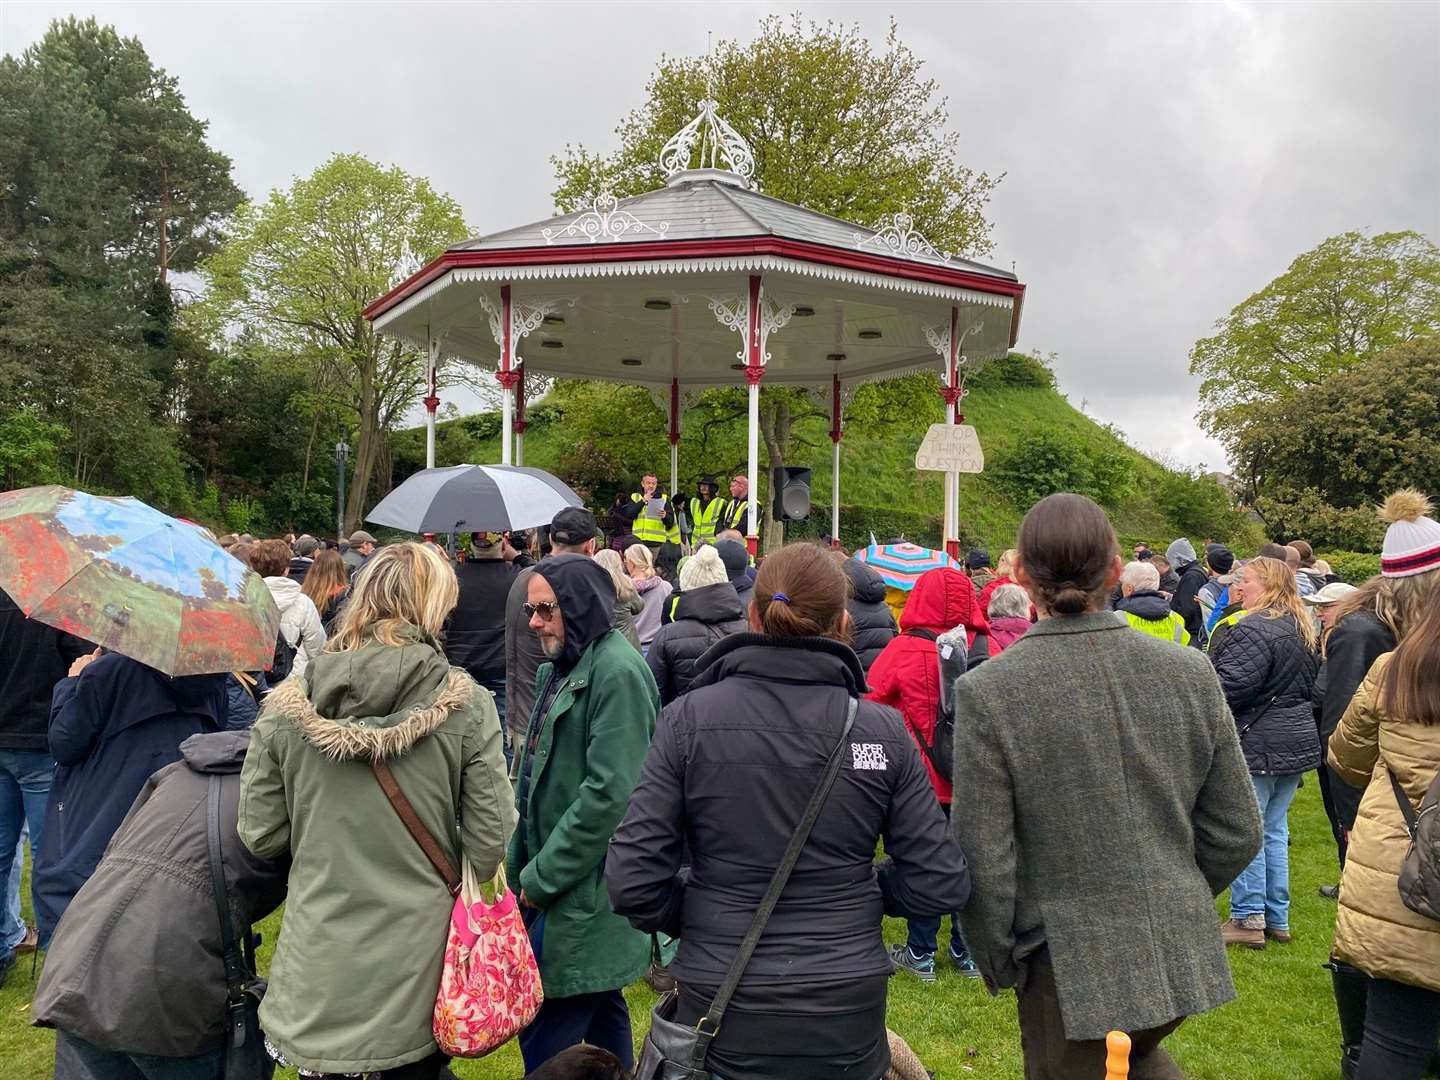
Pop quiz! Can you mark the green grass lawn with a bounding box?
[1,780,1356,1078]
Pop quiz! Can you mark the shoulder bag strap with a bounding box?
[206,774,253,1050]
[1389,769,1420,839]
[689,697,858,1060]
[371,758,462,896]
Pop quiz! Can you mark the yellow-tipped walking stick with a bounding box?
[1105,1031,1132,1079]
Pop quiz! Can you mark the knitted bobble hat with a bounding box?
[1379,490,1440,578]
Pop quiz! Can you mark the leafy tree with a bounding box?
[551,16,1001,549]
[990,428,1132,509]
[1190,231,1440,460]
[0,17,241,510]
[192,154,469,531]
[1237,336,1440,548]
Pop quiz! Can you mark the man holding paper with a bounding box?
[620,472,680,549]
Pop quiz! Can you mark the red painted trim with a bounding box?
[945,539,961,561]
[747,275,762,368]
[499,284,512,374]
[668,378,680,443]
[746,535,759,558]
[515,364,527,423]
[363,236,1025,320]
[830,373,842,443]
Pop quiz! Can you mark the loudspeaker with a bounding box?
[771,467,812,522]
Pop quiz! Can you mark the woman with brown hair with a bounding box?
[300,548,349,634]
[952,494,1260,1080]
[607,543,968,1080]
[1328,597,1440,1079]
[1211,556,1320,949]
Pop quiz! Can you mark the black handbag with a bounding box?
[206,774,274,1080]
[635,697,858,1080]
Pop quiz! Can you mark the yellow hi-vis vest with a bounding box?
[1122,609,1191,646]
[720,497,748,534]
[689,496,726,546]
[1206,608,1250,654]
[631,493,680,545]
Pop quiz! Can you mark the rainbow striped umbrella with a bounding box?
[854,542,961,591]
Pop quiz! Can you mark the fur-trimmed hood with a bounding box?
[263,636,475,762]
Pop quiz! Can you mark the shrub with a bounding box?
[1255,487,1385,552]
[990,429,1132,509]
[1154,468,1248,543]
[1319,551,1382,584]
[968,352,1056,391]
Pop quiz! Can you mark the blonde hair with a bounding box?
[594,549,638,604]
[328,542,458,652]
[1243,556,1318,650]
[997,548,1018,577]
[624,543,657,580]
[1326,567,1440,655]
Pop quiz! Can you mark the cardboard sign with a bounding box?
[915,423,984,474]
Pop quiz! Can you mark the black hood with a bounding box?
[688,632,869,696]
[180,730,252,774]
[674,581,744,626]
[535,554,616,673]
[1117,589,1173,622]
[842,559,888,605]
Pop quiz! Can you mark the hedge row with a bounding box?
[1317,551,1382,585]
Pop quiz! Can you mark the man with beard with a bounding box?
[509,555,659,1075]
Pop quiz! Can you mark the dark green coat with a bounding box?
[507,629,658,998]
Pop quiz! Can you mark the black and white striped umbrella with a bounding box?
[365,464,583,535]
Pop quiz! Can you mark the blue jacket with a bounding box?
[35,653,226,941]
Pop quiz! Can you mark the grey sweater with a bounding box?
[952,611,1261,1040]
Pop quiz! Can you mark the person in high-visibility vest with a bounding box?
[687,476,726,548]
[1116,561,1191,645]
[720,475,750,537]
[620,472,680,547]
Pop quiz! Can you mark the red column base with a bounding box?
[945,538,961,561]
[830,538,842,551]
[746,535,759,558]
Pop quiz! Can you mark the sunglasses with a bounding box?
[523,601,560,621]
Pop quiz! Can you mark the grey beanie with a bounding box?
[1166,538,1197,567]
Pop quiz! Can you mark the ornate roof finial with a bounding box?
[658,92,756,190]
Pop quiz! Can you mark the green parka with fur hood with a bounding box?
[238,628,514,1075]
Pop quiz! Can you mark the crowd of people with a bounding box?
[0,484,1437,1080]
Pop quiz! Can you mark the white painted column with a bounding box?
[747,378,760,556]
[424,337,440,470]
[499,284,515,466]
[832,441,842,545]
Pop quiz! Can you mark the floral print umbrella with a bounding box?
[0,486,280,675]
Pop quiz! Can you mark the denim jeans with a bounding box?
[0,750,53,956]
[54,1030,224,1079]
[1357,976,1440,1080]
[905,803,964,957]
[1229,772,1301,929]
[4,829,26,950]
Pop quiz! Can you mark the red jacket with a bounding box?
[865,568,989,803]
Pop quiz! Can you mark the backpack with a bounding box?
[1388,768,1440,922]
[902,628,968,784]
[269,629,298,685]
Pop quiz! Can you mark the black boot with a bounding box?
[1327,958,1369,1079]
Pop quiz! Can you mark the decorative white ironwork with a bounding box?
[923,317,986,362]
[706,293,796,365]
[477,293,575,350]
[542,191,670,245]
[659,100,756,187]
[856,213,953,264]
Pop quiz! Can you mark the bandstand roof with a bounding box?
[365,103,1026,395]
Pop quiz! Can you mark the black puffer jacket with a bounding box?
[1211,612,1320,775]
[608,634,969,1080]
[843,560,897,671]
[1170,561,1211,648]
[1318,610,1395,828]
[645,582,747,705]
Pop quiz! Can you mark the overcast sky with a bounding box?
[4,1,1437,470]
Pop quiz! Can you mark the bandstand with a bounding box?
[364,101,1026,556]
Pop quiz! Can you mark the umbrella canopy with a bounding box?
[0,486,280,676]
[366,464,582,535]
[854,542,961,591]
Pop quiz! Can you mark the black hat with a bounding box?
[713,539,749,582]
[1206,543,1235,575]
[549,507,599,547]
[698,475,718,488]
[965,547,990,571]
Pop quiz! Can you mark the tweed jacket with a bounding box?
[952,611,1262,1041]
